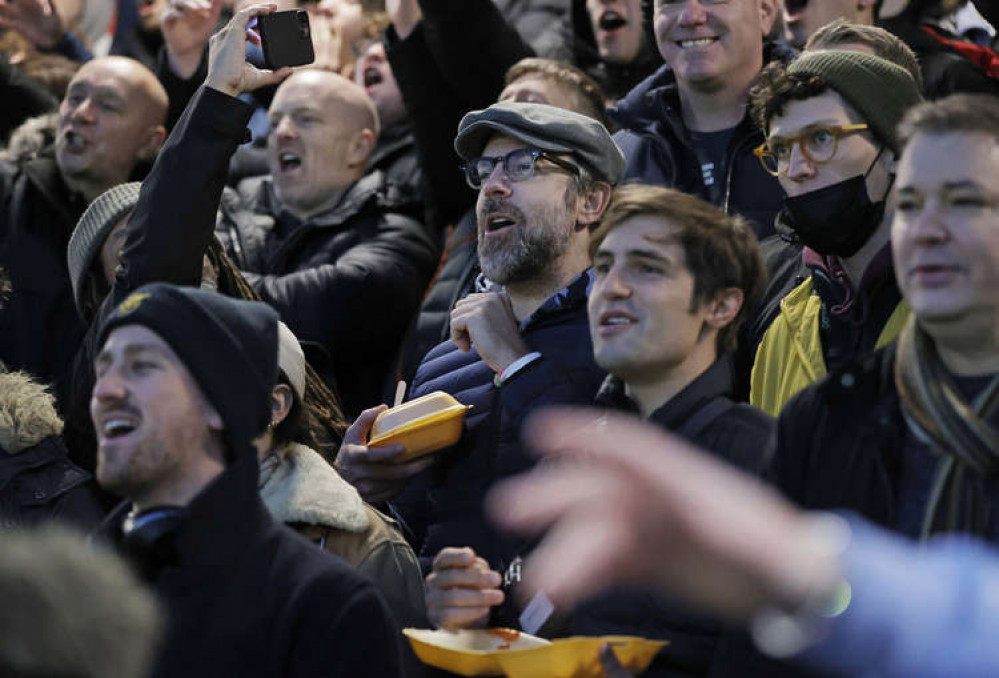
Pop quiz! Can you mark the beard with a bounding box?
[477,189,577,286]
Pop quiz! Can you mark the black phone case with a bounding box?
[258,10,315,70]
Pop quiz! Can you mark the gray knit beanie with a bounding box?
[67,182,141,319]
[788,50,924,154]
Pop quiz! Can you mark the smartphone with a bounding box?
[257,9,315,70]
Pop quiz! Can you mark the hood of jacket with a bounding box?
[609,41,797,133]
[258,442,369,533]
[0,371,64,455]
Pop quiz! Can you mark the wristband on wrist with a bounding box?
[493,352,542,388]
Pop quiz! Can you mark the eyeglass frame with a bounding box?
[460,147,582,190]
[753,123,870,177]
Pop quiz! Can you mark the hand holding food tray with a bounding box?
[366,391,471,463]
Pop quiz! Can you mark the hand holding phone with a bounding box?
[256,9,316,70]
[205,3,293,98]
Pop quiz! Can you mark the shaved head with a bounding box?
[267,68,380,219]
[57,57,168,201]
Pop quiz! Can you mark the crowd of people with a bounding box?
[0,0,997,676]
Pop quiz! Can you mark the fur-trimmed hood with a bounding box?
[0,371,64,455]
[258,442,369,533]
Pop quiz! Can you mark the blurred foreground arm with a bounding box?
[489,409,999,677]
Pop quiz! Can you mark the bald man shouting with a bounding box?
[0,56,167,441]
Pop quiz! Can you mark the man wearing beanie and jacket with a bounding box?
[746,50,924,416]
[92,283,403,678]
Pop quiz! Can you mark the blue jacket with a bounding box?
[609,43,796,238]
[392,271,605,572]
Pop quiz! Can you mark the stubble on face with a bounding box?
[477,183,578,286]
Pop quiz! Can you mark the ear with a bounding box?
[759,0,779,37]
[347,128,376,169]
[270,383,295,428]
[137,125,167,163]
[575,181,613,229]
[703,287,744,332]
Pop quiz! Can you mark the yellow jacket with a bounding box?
[749,277,909,417]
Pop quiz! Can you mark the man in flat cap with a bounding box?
[335,100,620,620]
[91,282,403,678]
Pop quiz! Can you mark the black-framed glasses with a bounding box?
[754,123,869,177]
[461,147,581,190]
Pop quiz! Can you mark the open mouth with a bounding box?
[598,10,627,31]
[676,37,719,49]
[599,311,637,328]
[485,214,518,233]
[278,151,302,172]
[62,129,87,152]
[101,415,139,441]
[363,66,383,88]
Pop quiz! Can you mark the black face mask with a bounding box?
[781,149,892,258]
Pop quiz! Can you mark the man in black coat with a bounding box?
[91,280,402,678]
[214,66,437,418]
[0,56,166,422]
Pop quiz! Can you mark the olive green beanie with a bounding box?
[788,49,924,153]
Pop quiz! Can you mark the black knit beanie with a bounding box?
[788,50,924,153]
[98,283,279,460]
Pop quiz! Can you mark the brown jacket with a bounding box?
[259,442,426,628]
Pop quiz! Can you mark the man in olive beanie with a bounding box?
[746,49,924,417]
[92,281,403,678]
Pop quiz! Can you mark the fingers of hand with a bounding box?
[344,404,388,444]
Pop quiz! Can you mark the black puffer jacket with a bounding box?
[609,43,796,238]
[217,172,438,417]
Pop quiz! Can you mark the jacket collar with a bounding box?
[258,443,368,533]
[519,269,594,332]
[21,148,87,226]
[252,169,388,230]
[595,354,737,430]
[99,452,274,580]
[609,41,797,137]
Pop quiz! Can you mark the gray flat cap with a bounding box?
[454,102,625,185]
[67,182,141,319]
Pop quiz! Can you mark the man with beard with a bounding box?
[334,103,620,587]
[747,50,923,416]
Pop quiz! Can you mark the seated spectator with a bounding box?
[216,67,437,416]
[255,321,426,628]
[0,369,103,530]
[426,184,775,674]
[610,0,790,238]
[0,55,166,448]
[570,0,662,100]
[747,51,922,416]
[336,103,620,585]
[91,281,403,678]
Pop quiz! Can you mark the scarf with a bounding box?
[894,318,999,538]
